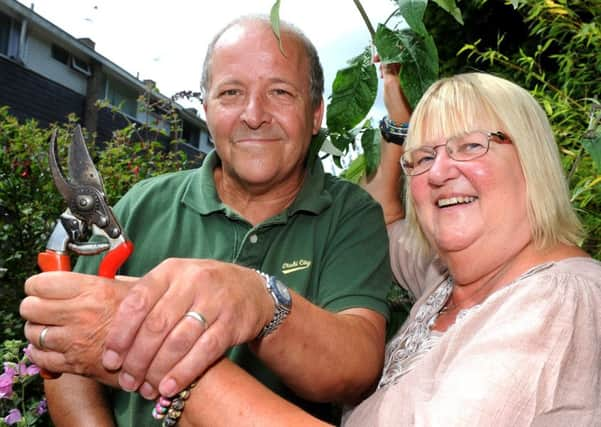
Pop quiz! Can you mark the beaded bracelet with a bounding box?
[152,381,197,427]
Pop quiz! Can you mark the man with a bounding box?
[21,15,392,425]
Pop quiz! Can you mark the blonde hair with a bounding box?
[405,72,584,256]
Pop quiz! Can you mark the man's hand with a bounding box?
[20,272,131,385]
[100,258,275,400]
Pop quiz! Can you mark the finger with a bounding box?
[25,271,108,299]
[115,260,222,389]
[24,322,74,354]
[102,273,169,371]
[20,296,76,326]
[27,343,70,373]
[118,299,216,392]
[142,312,209,386]
[157,321,231,397]
[114,277,197,390]
[24,322,49,350]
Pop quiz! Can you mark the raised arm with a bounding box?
[362,62,412,224]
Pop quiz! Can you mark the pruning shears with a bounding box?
[37,125,134,378]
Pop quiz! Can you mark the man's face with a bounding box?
[204,22,323,193]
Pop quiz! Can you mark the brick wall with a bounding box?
[0,55,84,127]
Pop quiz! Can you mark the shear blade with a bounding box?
[49,129,75,202]
[68,125,104,193]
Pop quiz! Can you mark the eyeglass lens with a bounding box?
[401,131,493,176]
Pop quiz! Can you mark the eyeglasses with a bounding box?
[400,131,510,176]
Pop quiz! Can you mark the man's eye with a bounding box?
[219,89,240,97]
[272,88,292,96]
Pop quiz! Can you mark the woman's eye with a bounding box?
[460,142,486,153]
[414,152,435,165]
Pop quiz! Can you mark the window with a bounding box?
[71,56,91,76]
[51,44,92,76]
[51,44,69,64]
[0,11,21,58]
[105,78,137,117]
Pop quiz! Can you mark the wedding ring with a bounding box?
[184,311,208,330]
[39,326,50,350]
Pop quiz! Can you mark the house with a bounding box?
[0,0,213,159]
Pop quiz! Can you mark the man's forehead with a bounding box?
[215,21,277,48]
[216,23,250,47]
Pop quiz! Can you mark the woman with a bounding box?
[345,71,601,425]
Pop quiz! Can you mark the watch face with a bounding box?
[274,279,292,307]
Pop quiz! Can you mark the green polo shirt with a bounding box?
[76,151,393,425]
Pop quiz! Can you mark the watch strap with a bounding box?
[380,116,409,146]
[256,271,291,339]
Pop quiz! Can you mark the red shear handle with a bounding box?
[37,251,71,272]
[37,250,71,380]
[98,240,134,278]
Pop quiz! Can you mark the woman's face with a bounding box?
[410,128,532,259]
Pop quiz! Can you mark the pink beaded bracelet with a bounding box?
[152,381,197,427]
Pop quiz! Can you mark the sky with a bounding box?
[18,0,397,121]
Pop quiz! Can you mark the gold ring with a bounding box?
[39,326,50,350]
[184,311,208,330]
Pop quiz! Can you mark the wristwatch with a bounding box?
[379,116,409,146]
[256,271,292,338]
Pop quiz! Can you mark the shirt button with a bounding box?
[249,234,258,244]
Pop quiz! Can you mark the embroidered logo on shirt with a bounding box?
[281,259,312,275]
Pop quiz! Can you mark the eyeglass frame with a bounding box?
[400,130,511,176]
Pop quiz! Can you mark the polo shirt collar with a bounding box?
[181,151,332,218]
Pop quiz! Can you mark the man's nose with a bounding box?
[240,93,271,129]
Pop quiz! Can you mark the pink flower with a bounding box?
[4,408,22,425]
[2,363,16,378]
[36,398,48,415]
[0,371,15,399]
[24,363,40,376]
[23,344,34,360]
[16,361,40,377]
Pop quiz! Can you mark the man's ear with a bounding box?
[312,99,324,135]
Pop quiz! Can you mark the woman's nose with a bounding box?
[427,147,460,184]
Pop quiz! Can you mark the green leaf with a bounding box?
[340,154,366,183]
[329,131,357,153]
[361,126,381,176]
[431,0,464,25]
[508,0,521,8]
[326,49,378,133]
[397,0,428,37]
[582,133,601,172]
[333,155,344,169]
[269,0,284,54]
[375,25,439,108]
[307,129,328,168]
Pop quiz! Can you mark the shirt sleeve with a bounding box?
[316,188,393,320]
